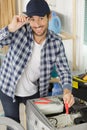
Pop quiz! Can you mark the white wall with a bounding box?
[76,0,87,71]
[19,0,86,72]
[21,0,29,12]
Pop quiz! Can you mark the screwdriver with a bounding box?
[65,103,69,114]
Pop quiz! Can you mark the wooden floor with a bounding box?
[0,101,26,130]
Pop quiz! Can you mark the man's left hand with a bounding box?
[63,89,75,108]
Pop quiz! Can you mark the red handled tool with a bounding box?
[65,103,69,114]
[34,97,52,104]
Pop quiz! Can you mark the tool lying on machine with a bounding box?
[33,97,64,115]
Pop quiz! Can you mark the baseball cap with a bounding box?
[23,0,51,17]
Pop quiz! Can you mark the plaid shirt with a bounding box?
[0,24,72,100]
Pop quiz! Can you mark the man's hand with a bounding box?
[63,88,75,108]
[8,15,29,32]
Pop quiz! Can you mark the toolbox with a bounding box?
[26,95,87,130]
[72,73,87,89]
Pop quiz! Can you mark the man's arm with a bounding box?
[0,26,12,46]
[56,41,74,107]
[0,15,29,47]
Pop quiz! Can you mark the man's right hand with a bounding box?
[8,15,29,32]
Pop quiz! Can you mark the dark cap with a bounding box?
[24,0,50,17]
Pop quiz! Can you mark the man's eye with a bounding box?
[40,17,44,20]
[30,18,35,21]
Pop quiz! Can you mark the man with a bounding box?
[0,0,74,128]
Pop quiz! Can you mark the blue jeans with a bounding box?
[0,90,40,130]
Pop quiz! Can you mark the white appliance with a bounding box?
[0,117,24,130]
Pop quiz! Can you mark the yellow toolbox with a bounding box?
[72,74,87,89]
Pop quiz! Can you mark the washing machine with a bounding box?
[26,95,87,130]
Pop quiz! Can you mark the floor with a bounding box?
[0,101,26,130]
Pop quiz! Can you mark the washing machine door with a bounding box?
[0,117,24,130]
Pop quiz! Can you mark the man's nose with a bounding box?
[34,19,41,27]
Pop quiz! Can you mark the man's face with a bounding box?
[29,15,49,37]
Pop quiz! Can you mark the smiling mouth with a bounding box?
[32,25,47,36]
[35,25,43,29]
[35,27,43,34]
[36,27,42,31]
